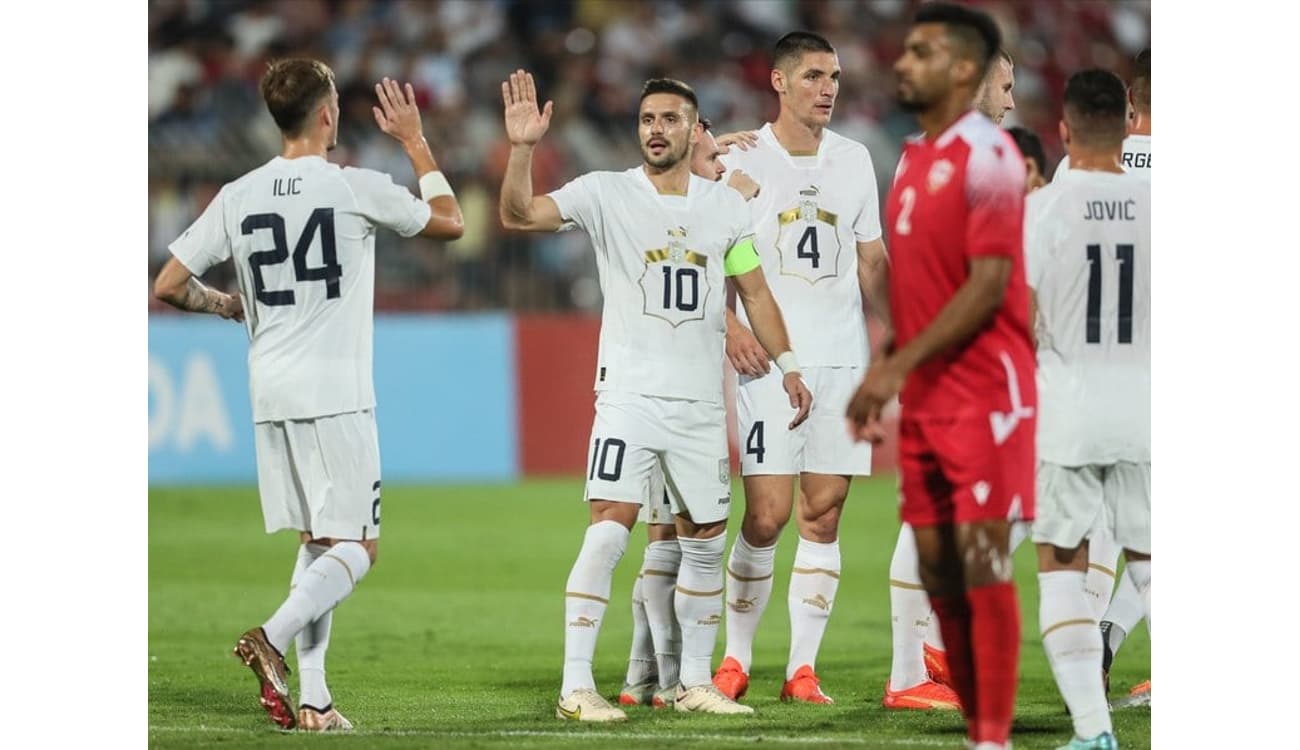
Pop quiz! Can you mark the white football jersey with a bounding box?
[549,167,754,403]
[1024,168,1150,465]
[722,124,882,367]
[1056,134,1151,178]
[169,155,431,422]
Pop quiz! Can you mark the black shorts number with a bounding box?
[589,438,627,481]
[745,421,766,464]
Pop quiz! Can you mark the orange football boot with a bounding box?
[780,665,834,704]
[711,656,750,701]
[882,679,961,711]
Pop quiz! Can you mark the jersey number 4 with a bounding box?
[1085,243,1135,344]
[242,209,341,306]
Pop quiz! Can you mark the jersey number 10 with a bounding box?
[1085,243,1135,344]
[243,209,341,306]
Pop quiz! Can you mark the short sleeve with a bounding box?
[343,167,432,237]
[168,186,232,276]
[964,136,1025,260]
[547,172,600,233]
[853,149,883,243]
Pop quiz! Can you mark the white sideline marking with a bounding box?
[147,725,953,745]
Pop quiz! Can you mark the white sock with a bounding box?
[676,535,726,688]
[722,533,776,672]
[1124,559,1151,635]
[925,612,945,651]
[641,540,682,689]
[1038,571,1111,739]
[561,521,629,697]
[888,524,930,690]
[624,573,656,685]
[1104,564,1147,643]
[262,541,371,655]
[1085,532,1122,621]
[291,543,333,709]
[787,536,840,680]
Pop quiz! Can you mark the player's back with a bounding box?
[219,156,427,421]
[1025,168,1150,465]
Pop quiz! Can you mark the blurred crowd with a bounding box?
[149,0,1150,313]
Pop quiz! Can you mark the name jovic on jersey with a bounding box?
[721,124,883,367]
[548,167,758,404]
[168,155,431,423]
[1024,168,1151,466]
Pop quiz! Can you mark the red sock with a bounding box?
[967,582,1021,745]
[929,593,977,730]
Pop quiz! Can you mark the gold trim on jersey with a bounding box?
[777,207,838,227]
[644,248,708,268]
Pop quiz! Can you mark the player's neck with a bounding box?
[641,161,692,195]
[281,135,330,160]
[1068,147,1125,174]
[917,94,973,140]
[771,112,823,155]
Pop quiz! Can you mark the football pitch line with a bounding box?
[147,725,954,745]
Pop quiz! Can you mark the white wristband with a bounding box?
[775,351,800,375]
[419,171,454,201]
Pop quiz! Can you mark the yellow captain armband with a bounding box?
[724,236,761,276]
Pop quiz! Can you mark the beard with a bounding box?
[642,140,688,169]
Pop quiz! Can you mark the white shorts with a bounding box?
[737,366,872,476]
[254,409,382,541]
[1032,461,1149,554]
[638,464,681,526]
[585,391,732,525]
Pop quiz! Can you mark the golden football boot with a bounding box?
[232,627,295,729]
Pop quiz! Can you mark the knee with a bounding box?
[741,511,787,547]
[361,540,379,567]
[796,496,843,542]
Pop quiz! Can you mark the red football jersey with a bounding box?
[886,111,1035,423]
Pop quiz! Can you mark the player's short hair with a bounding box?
[1006,126,1046,176]
[640,78,699,117]
[772,31,836,72]
[260,59,336,137]
[1063,69,1129,149]
[1130,48,1150,114]
[914,3,1002,80]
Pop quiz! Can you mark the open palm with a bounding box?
[501,69,553,146]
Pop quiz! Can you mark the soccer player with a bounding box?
[1024,68,1149,750]
[881,49,1027,713]
[1007,126,1049,192]
[1054,49,1152,706]
[618,119,761,711]
[498,70,812,721]
[706,31,892,706]
[846,6,1034,749]
[153,61,465,730]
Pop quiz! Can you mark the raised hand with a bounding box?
[501,69,553,146]
[716,130,759,152]
[372,77,424,145]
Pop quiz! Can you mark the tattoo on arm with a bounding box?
[181,277,226,315]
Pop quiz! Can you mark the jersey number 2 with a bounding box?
[243,208,341,306]
[1085,243,1135,344]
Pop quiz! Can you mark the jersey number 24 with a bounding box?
[242,208,341,306]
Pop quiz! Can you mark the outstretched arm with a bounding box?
[498,69,564,232]
[372,77,464,239]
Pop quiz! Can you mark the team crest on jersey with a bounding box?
[776,185,841,286]
[927,159,955,193]
[639,226,711,328]
[798,186,820,222]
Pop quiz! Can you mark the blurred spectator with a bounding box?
[149,0,1149,312]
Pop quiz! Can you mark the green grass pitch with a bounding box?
[148,476,1150,749]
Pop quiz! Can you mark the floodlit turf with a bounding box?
[149,477,1150,749]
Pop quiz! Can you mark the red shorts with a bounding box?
[897,413,1036,526]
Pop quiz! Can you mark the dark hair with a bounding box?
[773,31,836,71]
[640,78,699,114]
[260,59,336,137]
[1006,126,1046,174]
[1063,69,1129,148]
[914,3,1002,79]
[1130,48,1150,114]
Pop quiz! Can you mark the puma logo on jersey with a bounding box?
[990,351,1035,445]
[569,616,599,628]
[801,594,832,611]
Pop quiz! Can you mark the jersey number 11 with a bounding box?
[1085,243,1135,344]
